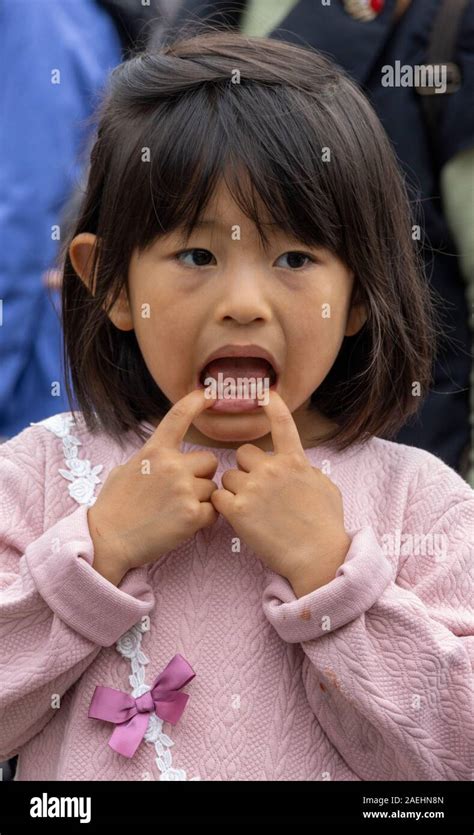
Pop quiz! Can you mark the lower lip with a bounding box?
[197,380,278,412]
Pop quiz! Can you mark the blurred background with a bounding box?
[0,0,473,781]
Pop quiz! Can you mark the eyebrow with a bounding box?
[191,218,225,230]
[194,218,280,228]
[173,217,307,247]
[179,217,280,235]
[194,218,218,226]
[174,218,225,243]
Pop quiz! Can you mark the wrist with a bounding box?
[287,533,351,598]
[92,551,129,587]
[88,509,130,586]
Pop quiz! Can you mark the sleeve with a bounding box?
[0,431,155,760]
[262,458,474,781]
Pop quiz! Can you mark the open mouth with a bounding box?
[197,356,278,412]
[198,356,278,388]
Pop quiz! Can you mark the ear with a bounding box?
[69,232,134,332]
[345,302,367,337]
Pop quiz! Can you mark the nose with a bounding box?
[213,268,273,324]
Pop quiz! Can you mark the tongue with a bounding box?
[202,356,273,383]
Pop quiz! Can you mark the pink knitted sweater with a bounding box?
[0,411,472,781]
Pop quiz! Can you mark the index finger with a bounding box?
[257,389,306,456]
[146,388,217,450]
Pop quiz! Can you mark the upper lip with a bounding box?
[199,343,280,379]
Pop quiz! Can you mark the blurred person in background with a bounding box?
[0,0,168,444]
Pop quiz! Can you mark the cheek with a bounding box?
[137,318,185,375]
[130,279,175,336]
[136,307,204,403]
[306,281,352,344]
[126,285,178,370]
[292,299,346,352]
[283,299,347,387]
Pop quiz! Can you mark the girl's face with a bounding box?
[70,178,366,450]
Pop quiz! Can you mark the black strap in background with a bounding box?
[96,0,164,57]
[171,0,247,32]
[417,0,469,167]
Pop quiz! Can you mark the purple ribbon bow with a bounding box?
[88,653,195,758]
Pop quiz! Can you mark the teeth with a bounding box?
[199,358,277,386]
[201,377,273,388]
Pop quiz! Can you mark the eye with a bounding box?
[275,251,316,269]
[175,248,216,267]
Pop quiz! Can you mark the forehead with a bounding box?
[206,175,307,239]
[131,138,343,259]
[191,174,275,225]
[149,174,288,249]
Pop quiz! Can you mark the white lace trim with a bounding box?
[33,412,199,781]
[31,413,103,507]
[116,620,200,781]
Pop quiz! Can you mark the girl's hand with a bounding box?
[88,389,219,583]
[211,391,351,597]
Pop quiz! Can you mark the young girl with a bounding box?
[0,30,472,782]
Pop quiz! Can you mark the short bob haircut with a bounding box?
[60,27,439,451]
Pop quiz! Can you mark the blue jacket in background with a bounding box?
[0,0,122,438]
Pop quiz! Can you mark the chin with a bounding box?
[194,411,269,442]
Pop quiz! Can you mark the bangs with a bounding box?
[99,79,344,262]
